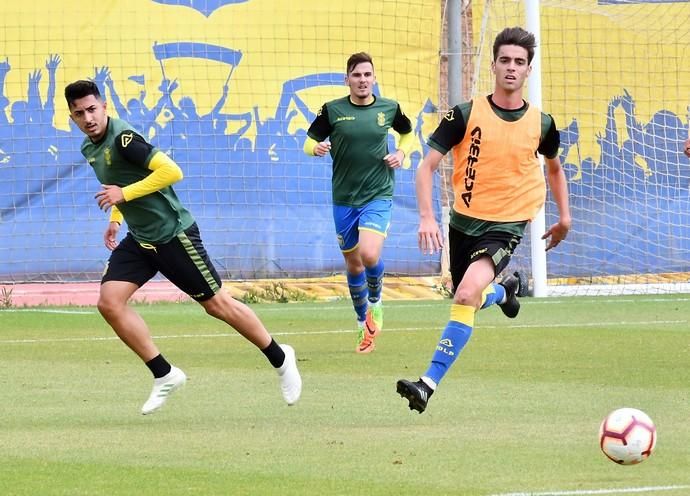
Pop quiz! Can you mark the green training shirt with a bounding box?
[307,95,412,207]
[81,117,195,244]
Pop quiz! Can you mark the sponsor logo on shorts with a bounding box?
[470,248,488,259]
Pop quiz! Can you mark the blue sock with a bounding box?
[423,304,475,386]
[346,271,368,322]
[365,259,384,303]
[480,282,505,310]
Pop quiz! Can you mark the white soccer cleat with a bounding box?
[277,344,302,405]
[141,366,187,415]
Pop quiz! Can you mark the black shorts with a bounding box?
[448,226,521,291]
[102,223,222,301]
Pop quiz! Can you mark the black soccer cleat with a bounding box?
[396,379,433,414]
[498,273,521,318]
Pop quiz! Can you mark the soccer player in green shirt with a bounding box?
[303,52,414,354]
[65,80,301,414]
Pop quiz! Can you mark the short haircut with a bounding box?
[493,27,537,64]
[346,52,374,74]
[64,80,102,108]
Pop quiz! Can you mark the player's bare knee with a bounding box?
[96,296,121,318]
[452,287,481,309]
[345,259,364,275]
[202,292,243,323]
[359,251,379,268]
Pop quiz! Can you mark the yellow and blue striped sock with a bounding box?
[423,304,475,385]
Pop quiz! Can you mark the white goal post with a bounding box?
[448,0,690,297]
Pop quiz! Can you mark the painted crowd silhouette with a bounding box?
[0,45,688,280]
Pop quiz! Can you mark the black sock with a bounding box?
[145,354,172,379]
[261,338,285,369]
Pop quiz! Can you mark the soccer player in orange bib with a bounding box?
[397,27,571,413]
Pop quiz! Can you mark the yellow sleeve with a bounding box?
[303,136,319,156]
[109,205,124,224]
[397,131,415,169]
[121,151,183,202]
[397,131,414,157]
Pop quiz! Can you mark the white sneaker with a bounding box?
[141,366,187,415]
[277,344,302,405]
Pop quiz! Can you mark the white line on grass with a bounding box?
[247,297,690,312]
[490,485,690,496]
[0,296,687,316]
[0,319,686,345]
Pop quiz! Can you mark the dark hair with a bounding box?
[493,27,537,64]
[346,52,374,74]
[64,80,102,108]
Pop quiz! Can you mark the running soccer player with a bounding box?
[303,52,414,354]
[65,79,301,414]
[397,27,571,413]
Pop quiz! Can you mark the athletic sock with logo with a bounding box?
[365,259,384,304]
[346,270,368,323]
[423,304,475,386]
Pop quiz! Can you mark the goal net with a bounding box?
[462,0,690,296]
[0,0,442,283]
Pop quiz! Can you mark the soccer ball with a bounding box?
[599,407,656,465]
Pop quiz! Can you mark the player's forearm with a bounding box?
[303,136,319,156]
[121,151,183,201]
[416,152,442,219]
[545,157,572,225]
[109,205,124,224]
[396,131,414,158]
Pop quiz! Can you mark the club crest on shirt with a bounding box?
[104,147,112,166]
[377,112,386,126]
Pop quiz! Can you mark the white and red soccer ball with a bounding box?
[599,407,656,465]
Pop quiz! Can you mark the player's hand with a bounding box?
[684,138,690,158]
[542,218,571,251]
[418,217,443,255]
[383,150,404,169]
[313,141,331,157]
[95,185,125,211]
[104,222,120,251]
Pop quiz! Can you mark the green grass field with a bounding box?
[1,295,689,496]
